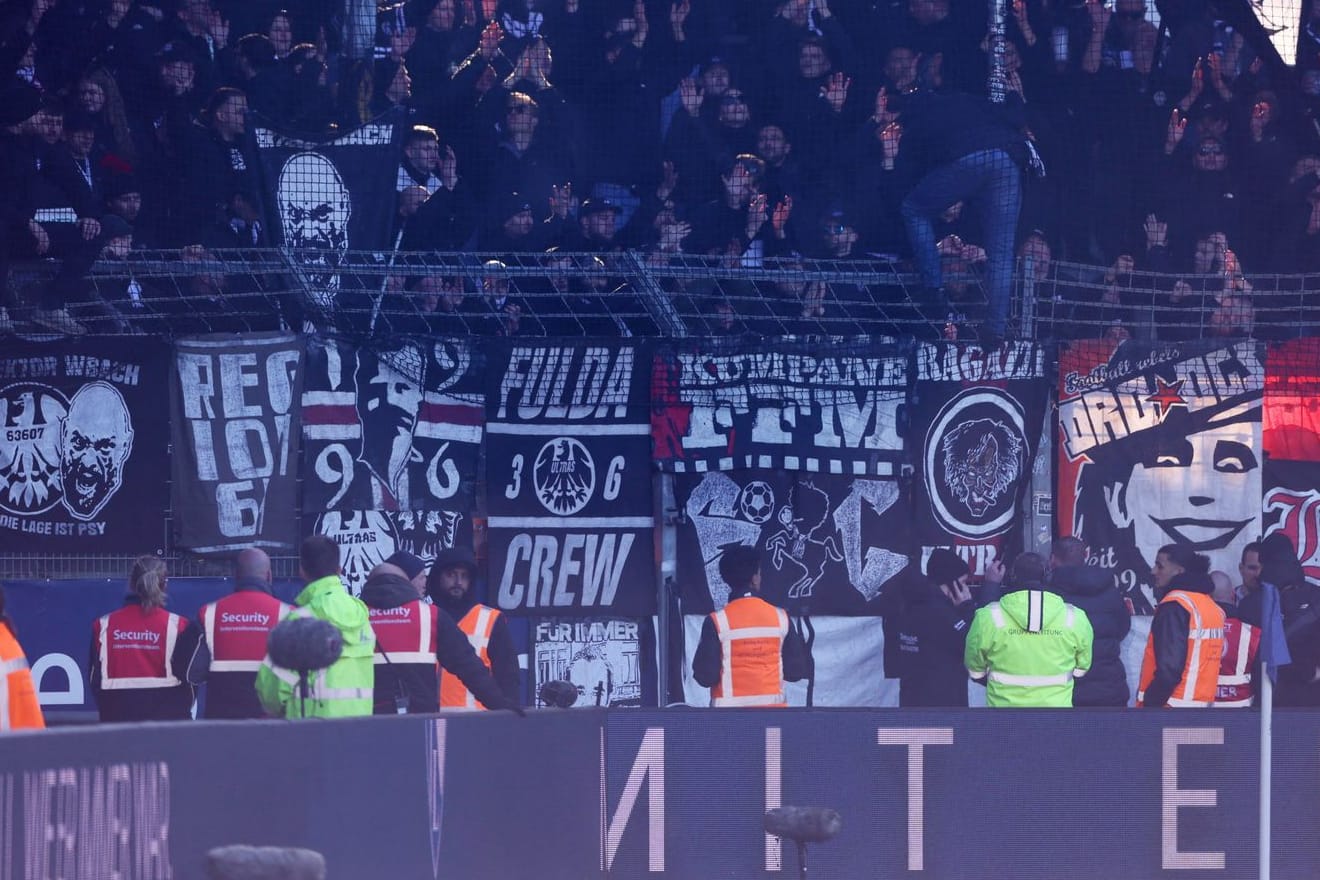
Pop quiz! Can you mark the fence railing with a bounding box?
[9,249,1320,341]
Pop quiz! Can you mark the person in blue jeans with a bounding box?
[898,81,1034,346]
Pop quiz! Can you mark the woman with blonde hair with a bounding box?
[90,556,194,722]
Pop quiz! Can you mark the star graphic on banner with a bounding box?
[1146,377,1188,419]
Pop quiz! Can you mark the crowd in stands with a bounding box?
[3,0,1320,337]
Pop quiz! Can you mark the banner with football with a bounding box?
[674,470,914,616]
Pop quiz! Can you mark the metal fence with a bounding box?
[8,248,1320,342]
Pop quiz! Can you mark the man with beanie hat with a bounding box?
[384,550,427,594]
[360,560,515,715]
[893,548,976,707]
[428,547,520,708]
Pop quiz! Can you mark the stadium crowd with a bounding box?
[1,0,1319,336]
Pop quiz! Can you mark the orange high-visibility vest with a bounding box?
[1138,590,1224,707]
[1215,617,1260,708]
[440,605,499,710]
[93,605,188,690]
[710,596,789,707]
[0,622,44,731]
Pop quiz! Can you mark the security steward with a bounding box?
[0,585,44,731]
[895,548,976,707]
[176,548,292,719]
[965,553,1093,707]
[256,536,376,719]
[90,556,194,722]
[692,545,811,707]
[428,547,520,709]
[360,561,516,714]
[1139,544,1225,707]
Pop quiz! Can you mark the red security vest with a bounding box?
[0,622,44,731]
[1138,590,1225,707]
[370,600,438,663]
[709,596,789,708]
[440,605,499,710]
[1215,617,1260,708]
[200,591,292,672]
[94,605,188,690]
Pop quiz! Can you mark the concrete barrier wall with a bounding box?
[2,709,1318,879]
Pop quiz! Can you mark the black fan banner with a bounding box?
[652,338,908,476]
[311,508,474,595]
[0,338,169,550]
[1056,338,1264,614]
[171,333,304,554]
[910,341,1048,579]
[255,114,403,316]
[300,337,482,514]
[675,470,914,616]
[485,341,656,617]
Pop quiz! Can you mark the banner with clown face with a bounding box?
[910,341,1048,581]
[1056,339,1265,613]
[0,338,169,551]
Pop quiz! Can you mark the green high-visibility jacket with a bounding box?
[256,575,377,718]
[964,589,1093,708]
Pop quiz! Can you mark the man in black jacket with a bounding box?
[897,77,1032,344]
[894,548,975,707]
[1048,537,1130,706]
[359,562,514,715]
[427,548,521,707]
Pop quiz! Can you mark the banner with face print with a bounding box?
[255,114,401,313]
[172,333,304,554]
[675,470,914,616]
[532,617,649,708]
[0,338,168,551]
[301,337,482,515]
[910,342,1048,579]
[311,509,474,595]
[652,338,908,476]
[1261,338,1320,583]
[485,342,656,617]
[1056,339,1264,614]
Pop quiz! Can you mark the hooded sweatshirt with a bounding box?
[1051,564,1131,706]
[964,587,1094,707]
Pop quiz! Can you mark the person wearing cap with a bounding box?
[0,89,103,335]
[428,547,521,709]
[692,545,812,707]
[893,548,977,707]
[965,553,1094,707]
[385,551,429,595]
[361,557,516,715]
[480,191,539,252]
[174,549,293,719]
